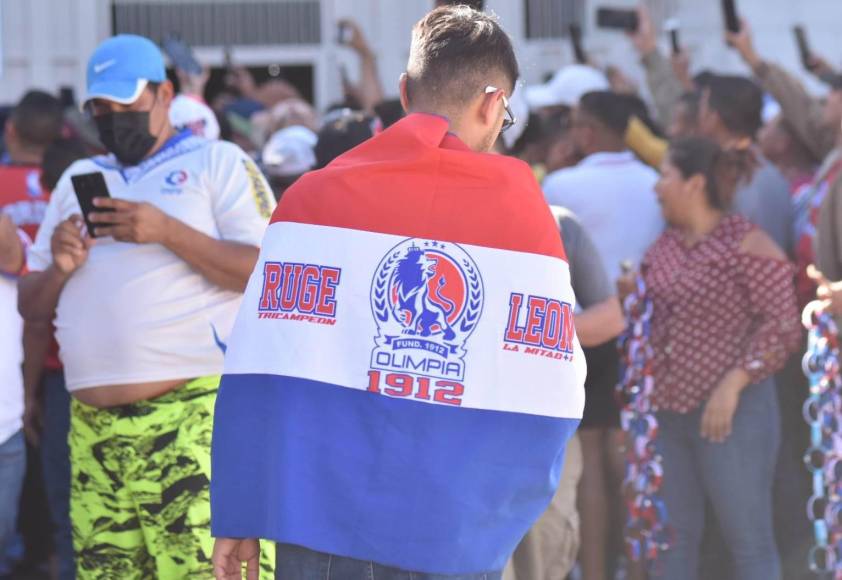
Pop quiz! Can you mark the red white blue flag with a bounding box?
[211,113,586,574]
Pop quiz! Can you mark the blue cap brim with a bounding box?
[85,79,148,105]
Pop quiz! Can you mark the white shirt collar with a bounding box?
[578,150,636,168]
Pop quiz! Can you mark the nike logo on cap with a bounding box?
[93,59,117,74]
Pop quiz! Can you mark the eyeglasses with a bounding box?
[485,86,516,132]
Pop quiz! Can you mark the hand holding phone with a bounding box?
[71,172,113,238]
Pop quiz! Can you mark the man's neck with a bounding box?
[584,144,626,157]
[141,125,179,163]
[6,146,42,166]
[775,157,815,184]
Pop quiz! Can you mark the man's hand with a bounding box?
[628,5,657,57]
[700,368,748,443]
[339,19,373,58]
[212,538,260,580]
[806,55,835,78]
[808,265,842,315]
[605,65,639,95]
[727,20,761,69]
[176,67,211,98]
[671,52,695,92]
[616,269,637,303]
[51,215,92,275]
[89,198,171,244]
[225,67,258,100]
[0,213,24,274]
[23,395,43,446]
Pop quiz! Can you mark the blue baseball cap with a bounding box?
[86,34,166,105]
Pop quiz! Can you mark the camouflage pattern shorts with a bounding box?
[70,376,275,579]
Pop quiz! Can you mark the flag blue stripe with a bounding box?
[211,374,579,574]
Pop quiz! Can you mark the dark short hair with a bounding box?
[669,136,757,210]
[315,110,377,169]
[619,93,663,137]
[436,0,485,9]
[407,6,518,110]
[41,138,88,191]
[578,91,635,138]
[373,99,406,129]
[705,75,764,138]
[11,90,64,150]
[678,91,700,115]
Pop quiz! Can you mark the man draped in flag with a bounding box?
[211,6,586,579]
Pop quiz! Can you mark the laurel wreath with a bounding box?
[460,258,483,336]
[371,249,484,339]
[373,251,400,323]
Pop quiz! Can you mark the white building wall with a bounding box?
[1,0,109,104]
[1,0,841,108]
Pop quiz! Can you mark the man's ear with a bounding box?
[158,80,176,107]
[478,88,499,127]
[399,74,410,114]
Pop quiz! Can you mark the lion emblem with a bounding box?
[391,244,460,340]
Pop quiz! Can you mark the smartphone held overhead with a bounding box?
[793,25,815,71]
[596,7,639,32]
[162,34,202,76]
[664,19,681,55]
[721,0,740,33]
[569,23,588,64]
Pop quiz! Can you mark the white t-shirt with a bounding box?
[28,133,275,391]
[0,269,23,445]
[543,151,664,283]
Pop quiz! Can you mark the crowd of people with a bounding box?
[1,0,841,579]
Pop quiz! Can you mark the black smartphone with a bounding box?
[162,35,203,76]
[71,172,113,238]
[596,8,639,32]
[569,23,587,64]
[721,0,740,33]
[794,25,814,71]
[670,29,681,55]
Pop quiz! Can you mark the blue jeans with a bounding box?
[653,379,780,580]
[0,431,26,571]
[275,544,503,580]
[40,370,74,580]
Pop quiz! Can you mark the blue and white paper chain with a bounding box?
[802,301,842,578]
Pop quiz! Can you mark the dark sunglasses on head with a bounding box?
[484,86,516,132]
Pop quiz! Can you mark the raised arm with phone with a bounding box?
[727,20,838,162]
[337,19,385,114]
[627,4,686,128]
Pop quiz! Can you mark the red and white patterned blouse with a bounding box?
[642,214,801,413]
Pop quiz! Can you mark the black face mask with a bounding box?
[94,110,157,166]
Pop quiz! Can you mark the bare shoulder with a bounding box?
[739,227,787,261]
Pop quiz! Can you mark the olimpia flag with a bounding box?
[210,113,586,574]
